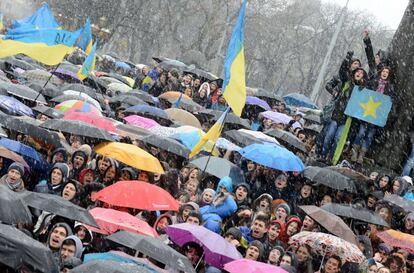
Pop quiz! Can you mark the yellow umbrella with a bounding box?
[95,142,164,174]
[122,76,135,87]
[165,108,202,129]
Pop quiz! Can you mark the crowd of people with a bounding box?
[0,15,413,273]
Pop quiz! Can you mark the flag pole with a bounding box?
[34,62,63,103]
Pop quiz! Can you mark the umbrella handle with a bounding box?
[318,250,327,272]
[195,252,205,271]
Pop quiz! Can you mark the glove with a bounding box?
[346,51,354,60]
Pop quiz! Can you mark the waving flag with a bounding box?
[77,18,93,54]
[77,41,97,81]
[0,14,4,31]
[189,107,230,158]
[12,3,59,30]
[222,0,247,117]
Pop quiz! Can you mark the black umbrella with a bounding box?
[116,124,153,139]
[139,134,190,158]
[159,59,188,71]
[0,223,59,273]
[178,99,204,112]
[184,67,218,81]
[26,81,62,98]
[70,260,154,273]
[383,194,414,212]
[196,109,250,129]
[61,83,98,99]
[321,203,390,227]
[129,90,157,105]
[303,113,322,124]
[107,73,132,86]
[41,119,114,141]
[32,105,64,119]
[0,185,32,225]
[2,116,62,147]
[107,231,196,273]
[246,87,283,101]
[265,129,307,152]
[4,57,38,70]
[303,166,357,193]
[22,191,98,227]
[326,166,369,183]
[190,156,245,184]
[223,130,263,147]
[109,94,148,106]
[0,82,46,103]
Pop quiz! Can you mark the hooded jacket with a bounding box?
[51,148,69,163]
[60,235,84,259]
[70,150,88,181]
[216,176,233,194]
[279,217,302,244]
[253,193,273,215]
[34,163,70,195]
[0,174,25,192]
[74,222,93,246]
[153,213,173,235]
[46,222,73,252]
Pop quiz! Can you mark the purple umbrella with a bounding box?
[0,95,33,116]
[260,111,292,124]
[52,68,81,83]
[246,96,271,111]
[166,223,242,269]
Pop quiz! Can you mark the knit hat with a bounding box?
[249,240,264,259]
[378,243,393,254]
[202,188,216,198]
[236,182,250,193]
[78,144,92,158]
[183,202,199,212]
[277,203,291,216]
[224,227,242,241]
[51,163,70,184]
[8,162,25,177]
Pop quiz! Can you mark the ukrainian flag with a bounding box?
[189,107,230,158]
[222,0,247,117]
[12,3,59,30]
[77,41,97,81]
[0,14,4,32]
[77,18,93,54]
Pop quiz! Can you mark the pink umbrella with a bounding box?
[124,115,159,129]
[88,207,158,238]
[260,111,292,125]
[224,259,288,273]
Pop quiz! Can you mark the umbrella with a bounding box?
[265,129,307,152]
[166,223,243,269]
[283,93,318,109]
[107,231,195,273]
[289,231,364,263]
[41,119,114,141]
[238,129,279,145]
[22,191,98,227]
[139,134,190,158]
[0,138,43,162]
[159,91,191,101]
[4,57,39,70]
[184,67,218,81]
[159,59,188,71]
[129,90,158,105]
[224,259,287,273]
[23,69,62,85]
[0,82,46,103]
[124,115,160,129]
[303,113,322,124]
[246,87,283,101]
[125,105,169,120]
[0,184,32,225]
[51,93,102,111]
[299,205,357,245]
[246,96,271,111]
[165,108,202,129]
[63,112,116,133]
[0,145,29,168]
[108,73,133,86]
[51,67,81,83]
[0,223,59,273]
[110,94,148,106]
[2,116,62,147]
[0,95,34,116]
[85,251,169,273]
[239,143,305,172]
[94,180,178,211]
[26,80,62,98]
[116,124,153,139]
[383,194,414,212]
[89,207,157,237]
[55,100,102,116]
[216,137,241,151]
[259,111,292,124]
[196,109,250,129]
[178,99,204,112]
[326,166,369,183]
[321,203,390,227]
[70,260,154,273]
[303,166,357,192]
[377,229,414,253]
[189,156,245,184]
[223,130,264,147]
[108,82,133,93]
[32,105,63,119]
[94,142,164,174]
[61,83,97,98]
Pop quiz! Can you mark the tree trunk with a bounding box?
[371,0,414,171]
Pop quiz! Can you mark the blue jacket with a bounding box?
[200,195,237,219]
[216,176,233,193]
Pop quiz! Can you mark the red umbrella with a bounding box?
[87,207,157,238]
[63,112,116,133]
[93,180,179,211]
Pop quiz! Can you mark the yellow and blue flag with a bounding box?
[77,18,93,54]
[0,13,4,31]
[344,86,392,127]
[77,41,97,81]
[222,0,247,117]
[189,107,230,158]
[12,3,59,30]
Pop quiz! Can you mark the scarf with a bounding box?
[6,177,22,191]
[376,79,387,94]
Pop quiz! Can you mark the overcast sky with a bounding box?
[322,0,409,30]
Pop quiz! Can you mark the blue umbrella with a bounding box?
[283,93,318,109]
[0,138,43,162]
[246,96,271,111]
[0,95,34,116]
[239,143,305,172]
[125,105,168,120]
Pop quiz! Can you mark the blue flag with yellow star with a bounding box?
[344,86,392,127]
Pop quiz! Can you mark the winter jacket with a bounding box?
[34,163,69,195]
[200,193,237,219]
[60,235,84,259]
[0,174,25,192]
[239,226,267,244]
[216,176,233,193]
[192,92,210,108]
